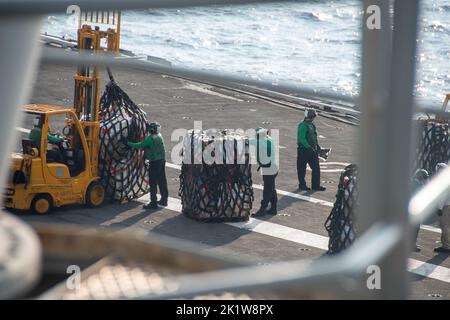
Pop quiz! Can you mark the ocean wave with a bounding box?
[293,11,332,22]
[41,1,449,108]
[426,22,448,33]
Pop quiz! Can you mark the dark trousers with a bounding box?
[297,146,320,188]
[261,172,278,209]
[148,159,168,204]
[46,150,64,164]
[414,225,420,248]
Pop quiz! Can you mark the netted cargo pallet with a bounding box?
[179,130,254,222]
[324,164,358,254]
[98,78,150,201]
[414,120,450,175]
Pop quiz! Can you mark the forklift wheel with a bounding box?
[31,194,52,215]
[86,181,105,208]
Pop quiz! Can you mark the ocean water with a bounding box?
[43,1,449,108]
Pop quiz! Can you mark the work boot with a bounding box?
[266,206,277,215]
[253,206,268,217]
[298,185,311,191]
[312,186,326,191]
[433,247,450,254]
[143,202,158,209]
[158,199,168,207]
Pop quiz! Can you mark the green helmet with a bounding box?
[148,121,161,134]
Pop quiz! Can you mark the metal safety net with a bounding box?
[414,120,450,175]
[98,77,150,201]
[179,130,254,222]
[324,164,358,254]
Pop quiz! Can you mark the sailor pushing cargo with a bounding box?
[128,121,169,209]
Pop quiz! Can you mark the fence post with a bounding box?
[358,0,420,299]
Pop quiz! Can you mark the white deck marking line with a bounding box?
[135,194,450,284]
[228,218,329,250]
[166,161,335,207]
[408,259,450,283]
[420,224,441,234]
[16,127,31,133]
[164,161,440,234]
[251,184,334,207]
[13,127,440,234]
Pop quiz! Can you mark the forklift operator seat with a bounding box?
[22,139,39,156]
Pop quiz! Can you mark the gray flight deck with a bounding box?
[10,51,450,299]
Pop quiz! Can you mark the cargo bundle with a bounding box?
[179,130,254,222]
[98,80,150,201]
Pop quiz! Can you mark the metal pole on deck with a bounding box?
[0,15,43,298]
[358,0,420,299]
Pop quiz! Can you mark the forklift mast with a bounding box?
[73,10,121,177]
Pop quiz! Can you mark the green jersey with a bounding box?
[297,119,318,150]
[128,133,165,161]
[250,132,278,172]
[29,127,62,147]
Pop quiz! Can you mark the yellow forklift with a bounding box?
[4,11,121,214]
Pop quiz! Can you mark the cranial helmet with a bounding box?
[256,127,268,134]
[148,121,161,134]
[435,162,448,173]
[33,117,41,127]
[414,169,429,181]
[304,108,317,119]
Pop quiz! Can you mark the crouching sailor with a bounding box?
[253,127,278,216]
[128,121,168,209]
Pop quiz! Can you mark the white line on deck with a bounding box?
[136,194,450,284]
[13,127,441,234]
[165,161,440,234]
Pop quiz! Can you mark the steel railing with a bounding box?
[1,0,448,299]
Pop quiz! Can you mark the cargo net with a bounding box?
[179,130,254,222]
[414,120,450,175]
[98,79,150,201]
[324,164,358,254]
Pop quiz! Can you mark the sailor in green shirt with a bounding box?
[127,121,168,209]
[29,116,64,163]
[297,109,326,191]
[251,127,278,216]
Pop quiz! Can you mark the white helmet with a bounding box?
[304,108,317,119]
[435,162,448,172]
[33,117,41,127]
